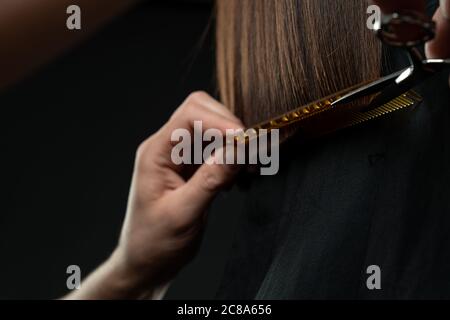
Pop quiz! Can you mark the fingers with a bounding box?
[426,0,450,59]
[144,92,243,167]
[154,92,244,223]
[194,91,243,125]
[135,91,243,177]
[134,91,244,230]
[163,91,243,138]
[166,93,243,214]
[174,152,240,218]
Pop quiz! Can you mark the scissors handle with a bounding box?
[376,10,436,49]
[377,10,438,67]
[364,10,450,109]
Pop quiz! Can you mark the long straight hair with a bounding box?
[216,0,382,126]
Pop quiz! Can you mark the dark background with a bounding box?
[0,0,243,299]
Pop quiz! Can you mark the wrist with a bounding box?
[104,248,158,299]
[64,248,161,300]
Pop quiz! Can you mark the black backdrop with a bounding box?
[0,0,243,299]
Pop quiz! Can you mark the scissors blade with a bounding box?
[331,69,405,107]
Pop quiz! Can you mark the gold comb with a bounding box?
[236,87,422,144]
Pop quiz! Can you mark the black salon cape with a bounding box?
[216,1,450,300]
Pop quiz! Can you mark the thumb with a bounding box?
[174,153,241,220]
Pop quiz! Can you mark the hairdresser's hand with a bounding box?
[65,92,243,300]
[372,0,450,85]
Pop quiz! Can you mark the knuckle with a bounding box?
[200,169,224,193]
[183,91,207,109]
[188,90,209,102]
[172,91,209,120]
[135,136,155,162]
[136,141,148,160]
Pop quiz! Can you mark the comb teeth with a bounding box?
[344,90,422,128]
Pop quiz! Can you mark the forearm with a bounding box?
[63,249,168,300]
[0,0,139,90]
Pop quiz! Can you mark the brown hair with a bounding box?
[216,0,382,127]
